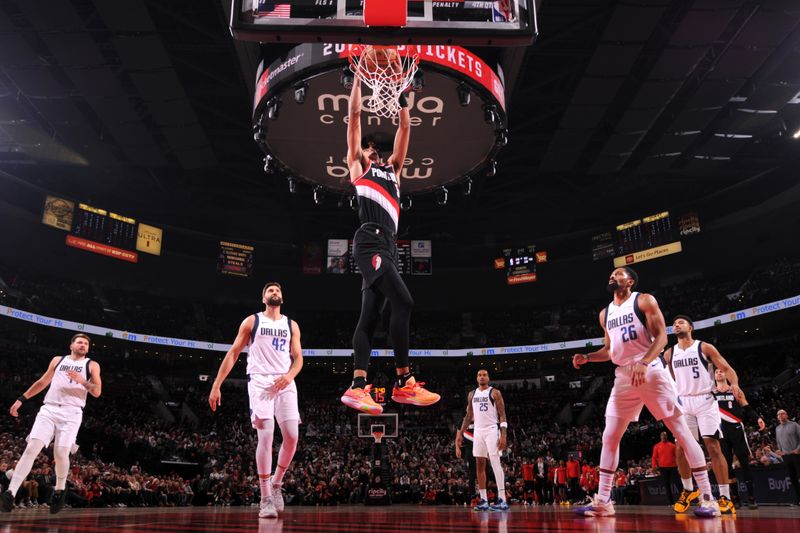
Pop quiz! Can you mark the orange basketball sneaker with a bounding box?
[391,376,441,406]
[341,384,383,414]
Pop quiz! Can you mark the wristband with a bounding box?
[500,422,508,429]
[17,395,27,403]
[398,91,408,108]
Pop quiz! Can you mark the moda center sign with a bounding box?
[252,44,507,194]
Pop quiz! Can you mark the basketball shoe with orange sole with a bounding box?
[391,376,441,407]
[341,384,383,414]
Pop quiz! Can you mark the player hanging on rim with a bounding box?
[572,267,721,517]
[713,367,765,509]
[2,334,102,514]
[664,315,740,515]
[455,369,509,511]
[340,48,439,414]
[209,282,303,519]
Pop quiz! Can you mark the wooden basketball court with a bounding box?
[2,505,799,533]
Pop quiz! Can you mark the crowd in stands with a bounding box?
[3,258,800,349]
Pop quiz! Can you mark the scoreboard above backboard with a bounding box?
[591,210,701,267]
[231,0,538,46]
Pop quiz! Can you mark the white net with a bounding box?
[350,46,418,118]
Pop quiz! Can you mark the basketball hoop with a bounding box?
[349,45,418,118]
[371,423,386,444]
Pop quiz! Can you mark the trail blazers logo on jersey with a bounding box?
[372,254,382,271]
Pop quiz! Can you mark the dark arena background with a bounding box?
[2,0,800,532]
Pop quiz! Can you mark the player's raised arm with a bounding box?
[274,320,304,392]
[9,356,61,417]
[209,315,255,411]
[347,77,364,177]
[388,102,410,177]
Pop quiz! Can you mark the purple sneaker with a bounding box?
[694,495,721,518]
[574,495,615,517]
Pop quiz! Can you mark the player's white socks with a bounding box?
[489,455,506,501]
[719,484,730,499]
[691,469,713,500]
[663,414,713,499]
[479,489,487,501]
[597,415,629,502]
[682,477,694,491]
[273,420,299,485]
[259,475,273,502]
[8,439,45,496]
[256,421,276,503]
[597,470,614,502]
[53,446,70,491]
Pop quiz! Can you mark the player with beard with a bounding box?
[340,61,439,414]
[572,267,720,517]
[209,282,303,519]
[713,367,765,509]
[664,316,740,514]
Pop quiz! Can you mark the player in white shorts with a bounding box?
[664,315,741,514]
[455,369,509,512]
[1,333,102,514]
[209,282,303,519]
[572,267,720,517]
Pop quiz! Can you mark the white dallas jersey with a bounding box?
[43,356,91,408]
[670,340,714,396]
[247,313,292,375]
[605,292,654,366]
[472,386,499,431]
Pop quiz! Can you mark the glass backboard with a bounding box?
[231,0,537,46]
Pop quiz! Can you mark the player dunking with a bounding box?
[340,56,439,414]
[572,268,720,517]
[209,282,303,519]
[455,369,509,511]
[1,334,102,514]
[664,316,740,514]
[714,367,765,509]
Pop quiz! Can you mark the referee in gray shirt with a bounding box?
[776,409,800,504]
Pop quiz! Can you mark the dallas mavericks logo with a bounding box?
[372,254,382,271]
